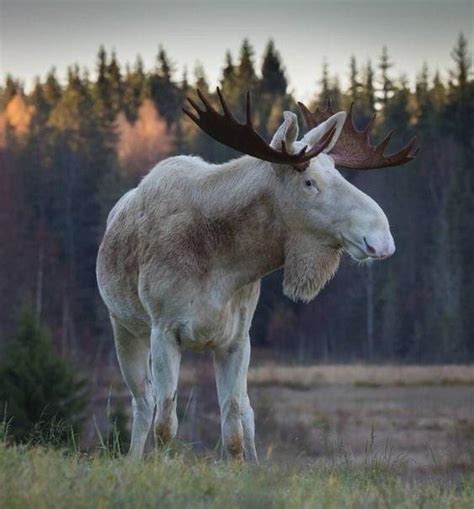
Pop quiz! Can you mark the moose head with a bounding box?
[184,89,418,300]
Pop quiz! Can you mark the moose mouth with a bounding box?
[341,236,386,262]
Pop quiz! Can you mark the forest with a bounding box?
[1,34,473,364]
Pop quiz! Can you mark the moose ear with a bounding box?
[270,111,299,152]
[302,111,346,153]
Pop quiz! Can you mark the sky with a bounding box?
[1,0,472,101]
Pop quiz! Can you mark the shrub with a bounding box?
[0,308,88,445]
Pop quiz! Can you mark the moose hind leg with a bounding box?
[111,317,154,459]
[150,326,181,447]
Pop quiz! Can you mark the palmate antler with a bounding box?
[298,101,419,169]
[183,88,336,170]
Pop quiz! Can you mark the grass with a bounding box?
[178,364,474,390]
[0,442,473,509]
[245,364,474,389]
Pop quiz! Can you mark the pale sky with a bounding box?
[1,0,472,101]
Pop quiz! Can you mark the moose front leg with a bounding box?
[214,338,257,462]
[150,326,181,448]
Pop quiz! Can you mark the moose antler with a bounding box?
[183,88,336,169]
[298,101,419,169]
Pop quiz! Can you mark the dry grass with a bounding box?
[246,364,474,389]
[1,443,473,509]
[93,363,474,476]
[179,364,474,390]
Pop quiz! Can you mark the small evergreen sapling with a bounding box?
[0,309,88,444]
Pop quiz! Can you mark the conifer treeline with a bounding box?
[0,35,473,362]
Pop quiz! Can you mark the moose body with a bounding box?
[97,90,417,461]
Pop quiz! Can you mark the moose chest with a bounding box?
[171,282,260,352]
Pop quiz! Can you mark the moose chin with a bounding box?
[96,88,418,462]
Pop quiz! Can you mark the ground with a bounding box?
[4,362,472,508]
[89,361,474,477]
[1,444,473,508]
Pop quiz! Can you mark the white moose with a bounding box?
[97,89,417,461]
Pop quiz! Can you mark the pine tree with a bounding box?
[194,62,209,93]
[260,40,287,96]
[0,75,21,109]
[360,60,376,123]
[220,51,238,101]
[318,60,331,106]
[0,308,87,444]
[450,32,471,90]
[431,70,446,109]
[94,46,112,124]
[157,45,173,82]
[123,56,147,122]
[149,46,180,127]
[383,76,411,140]
[107,50,124,117]
[43,69,62,109]
[378,46,394,106]
[236,39,257,91]
[348,56,361,104]
[330,76,342,110]
[416,63,436,135]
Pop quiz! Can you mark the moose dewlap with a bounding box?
[96,88,417,461]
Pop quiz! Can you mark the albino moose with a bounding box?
[97,89,417,461]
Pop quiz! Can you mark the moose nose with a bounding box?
[363,234,395,259]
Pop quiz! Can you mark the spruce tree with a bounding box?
[123,56,147,122]
[149,46,180,127]
[348,55,361,104]
[43,69,62,109]
[236,39,257,91]
[220,51,238,102]
[194,62,209,93]
[94,46,112,124]
[260,40,287,96]
[360,60,376,123]
[107,50,124,118]
[0,309,87,444]
[0,75,20,109]
[318,60,331,106]
[450,32,471,91]
[378,46,394,106]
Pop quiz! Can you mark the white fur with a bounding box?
[96,111,394,461]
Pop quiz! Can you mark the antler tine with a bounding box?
[216,87,233,118]
[298,100,419,170]
[186,96,203,115]
[363,112,377,134]
[196,89,217,113]
[380,135,419,167]
[183,88,336,167]
[375,130,394,156]
[182,106,199,124]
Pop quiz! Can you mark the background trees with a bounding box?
[0,35,472,365]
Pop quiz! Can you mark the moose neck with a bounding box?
[205,157,341,301]
[204,157,285,289]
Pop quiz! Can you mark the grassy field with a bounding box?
[1,442,473,509]
[4,364,473,508]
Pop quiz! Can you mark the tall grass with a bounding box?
[0,438,473,509]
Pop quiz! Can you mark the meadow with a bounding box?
[1,442,473,509]
[1,363,474,507]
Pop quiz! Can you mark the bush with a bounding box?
[0,308,88,445]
